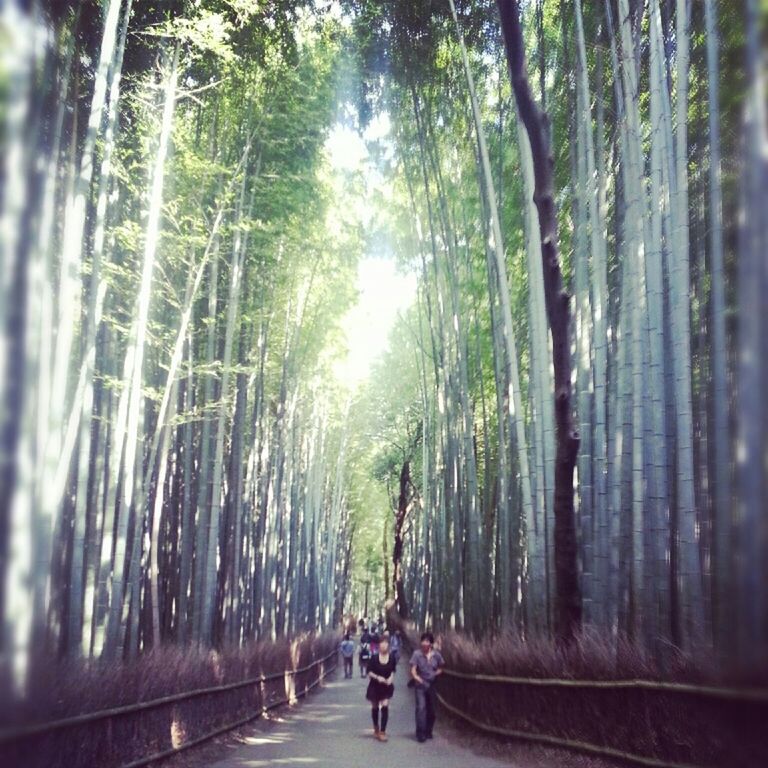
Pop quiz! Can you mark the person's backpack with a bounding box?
[360,642,371,660]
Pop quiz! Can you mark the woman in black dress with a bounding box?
[366,634,396,741]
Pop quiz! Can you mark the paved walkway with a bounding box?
[209,657,513,768]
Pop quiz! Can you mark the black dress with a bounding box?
[365,653,396,703]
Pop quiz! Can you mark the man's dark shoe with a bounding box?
[417,737,427,743]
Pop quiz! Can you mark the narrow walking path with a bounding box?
[208,658,514,768]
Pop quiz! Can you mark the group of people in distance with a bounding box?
[339,624,445,743]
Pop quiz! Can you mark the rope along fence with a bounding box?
[436,668,768,768]
[0,647,338,768]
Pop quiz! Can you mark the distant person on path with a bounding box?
[359,628,371,677]
[409,632,445,743]
[340,634,355,679]
[389,630,401,665]
[370,629,380,657]
[366,634,396,742]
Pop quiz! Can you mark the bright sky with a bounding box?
[326,116,417,388]
[336,257,417,386]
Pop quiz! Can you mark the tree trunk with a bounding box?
[104,46,178,658]
[496,0,581,643]
[69,1,131,656]
[393,460,410,619]
[574,0,608,627]
[200,139,250,646]
[178,329,194,643]
[670,0,705,650]
[703,0,731,656]
[736,0,768,665]
[448,0,534,630]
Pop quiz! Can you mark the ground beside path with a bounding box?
[207,657,516,768]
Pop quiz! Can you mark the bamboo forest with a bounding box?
[0,1,766,767]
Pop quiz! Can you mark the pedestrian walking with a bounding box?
[359,634,371,678]
[409,632,445,743]
[366,635,396,742]
[340,633,355,679]
[389,630,401,666]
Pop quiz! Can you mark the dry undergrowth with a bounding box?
[0,631,339,768]
[387,612,768,768]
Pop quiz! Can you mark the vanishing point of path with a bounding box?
[209,662,513,768]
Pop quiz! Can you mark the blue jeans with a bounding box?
[414,684,436,740]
